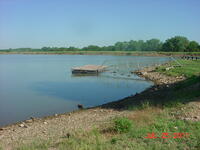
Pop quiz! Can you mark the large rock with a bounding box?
[142,72,148,75]
[165,66,174,71]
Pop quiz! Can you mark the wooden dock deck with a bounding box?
[72,65,107,74]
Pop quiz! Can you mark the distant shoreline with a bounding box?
[0,50,200,56]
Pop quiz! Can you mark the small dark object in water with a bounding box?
[77,104,83,109]
[30,117,35,120]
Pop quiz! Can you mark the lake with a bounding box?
[0,54,170,126]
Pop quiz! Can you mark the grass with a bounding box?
[17,140,50,150]
[16,108,200,150]
[163,75,200,107]
[114,117,132,133]
[156,59,200,78]
[126,109,200,150]
[155,59,200,107]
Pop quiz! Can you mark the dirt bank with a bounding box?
[100,65,186,110]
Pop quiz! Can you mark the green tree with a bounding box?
[82,45,100,51]
[67,46,79,51]
[41,47,50,51]
[105,46,115,51]
[162,36,189,52]
[114,42,124,51]
[128,40,145,51]
[143,39,162,51]
[187,41,199,51]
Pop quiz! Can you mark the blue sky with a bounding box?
[0,0,200,49]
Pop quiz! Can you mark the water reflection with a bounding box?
[31,77,152,108]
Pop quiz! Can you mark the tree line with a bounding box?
[4,36,200,52]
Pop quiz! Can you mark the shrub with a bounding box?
[141,101,150,109]
[110,138,117,144]
[114,117,132,133]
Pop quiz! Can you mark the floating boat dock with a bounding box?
[72,65,107,74]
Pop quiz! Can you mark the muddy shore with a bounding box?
[100,65,186,109]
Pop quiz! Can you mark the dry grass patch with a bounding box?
[127,107,163,127]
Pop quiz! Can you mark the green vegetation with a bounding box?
[162,36,190,52]
[16,108,200,150]
[155,60,200,107]
[1,35,200,54]
[17,140,50,150]
[114,117,132,133]
[156,59,200,77]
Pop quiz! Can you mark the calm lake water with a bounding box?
[0,55,170,126]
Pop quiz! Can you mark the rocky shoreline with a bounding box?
[99,65,186,109]
[133,65,185,85]
[0,108,129,148]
